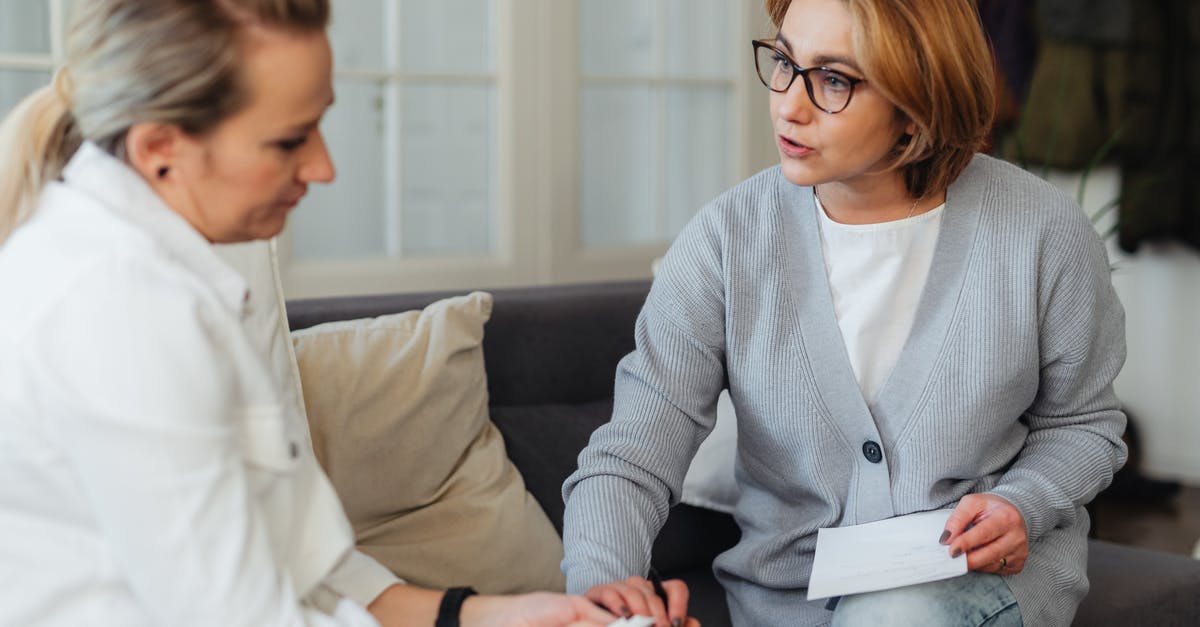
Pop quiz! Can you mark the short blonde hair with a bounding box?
[764,0,995,198]
[0,0,330,244]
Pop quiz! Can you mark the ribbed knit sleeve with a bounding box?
[987,189,1128,542]
[560,182,737,593]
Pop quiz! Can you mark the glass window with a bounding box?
[328,0,388,71]
[578,0,738,248]
[580,0,655,77]
[664,0,733,79]
[665,86,731,235]
[0,0,757,296]
[400,83,494,256]
[401,0,493,74]
[581,85,657,247]
[289,79,389,261]
[0,1,51,55]
[0,69,51,119]
[288,0,497,262]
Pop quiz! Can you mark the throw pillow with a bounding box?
[291,292,566,594]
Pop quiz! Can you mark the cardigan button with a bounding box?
[862,441,883,464]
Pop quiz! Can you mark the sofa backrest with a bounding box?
[287,280,652,407]
[287,279,740,581]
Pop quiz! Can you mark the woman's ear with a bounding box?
[124,122,184,183]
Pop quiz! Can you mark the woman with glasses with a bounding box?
[561,0,1126,625]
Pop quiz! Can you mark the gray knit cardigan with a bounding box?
[561,154,1128,626]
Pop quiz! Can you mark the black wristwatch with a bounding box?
[434,586,478,627]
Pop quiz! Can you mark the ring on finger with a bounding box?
[999,556,1008,570]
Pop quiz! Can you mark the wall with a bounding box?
[1111,243,1200,482]
[1047,168,1200,484]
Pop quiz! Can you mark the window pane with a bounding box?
[0,0,50,54]
[665,87,732,235]
[401,83,493,257]
[402,0,493,74]
[580,85,656,247]
[665,0,734,78]
[289,79,388,261]
[580,0,655,76]
[0,69,50,119]
[329,0,388,70]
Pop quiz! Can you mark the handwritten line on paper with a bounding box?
[807,509,968,601]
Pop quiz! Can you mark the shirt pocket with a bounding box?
[238,405,301,493]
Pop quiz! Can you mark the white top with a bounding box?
[0,143,394,626]
[815,195,945,403]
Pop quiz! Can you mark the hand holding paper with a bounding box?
[942,493,1029,575]
[807,509,968,600]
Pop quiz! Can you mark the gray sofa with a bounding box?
[287,280,1200,626]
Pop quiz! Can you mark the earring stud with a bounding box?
[156,166,169,179]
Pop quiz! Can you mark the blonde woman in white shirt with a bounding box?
[0,2,615,626]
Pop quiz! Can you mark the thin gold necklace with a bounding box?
[814,186,921,221]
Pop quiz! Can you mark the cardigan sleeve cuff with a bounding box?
[987,482,1056,542]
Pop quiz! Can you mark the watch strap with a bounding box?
[435,586,478,627]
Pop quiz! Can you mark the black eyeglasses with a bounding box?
[751,40,865,114]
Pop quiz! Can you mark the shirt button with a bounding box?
[289,442,299,458]
[862,441,883,464]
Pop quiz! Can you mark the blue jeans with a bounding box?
[830,572,1022,626]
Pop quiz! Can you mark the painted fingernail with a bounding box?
[951,548,963,558]
[939,530,951,544]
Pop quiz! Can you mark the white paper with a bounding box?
[807,509,967,601]
[607,616,655,627]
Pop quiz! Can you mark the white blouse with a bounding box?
[815,196,945,404]
[0,143,394,626]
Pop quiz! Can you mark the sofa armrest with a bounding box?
[1075,540,1200,625]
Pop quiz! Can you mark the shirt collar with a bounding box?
[61,142,251,316]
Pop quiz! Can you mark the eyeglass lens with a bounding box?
[755,45,854,113]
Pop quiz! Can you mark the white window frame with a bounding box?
[280,0,776,297]
[0,0,68,77]
[545,0,774,285]
[0,0,779,298]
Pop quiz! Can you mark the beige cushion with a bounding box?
[291,292,566,594]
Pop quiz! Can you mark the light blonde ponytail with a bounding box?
[0,74,81,245]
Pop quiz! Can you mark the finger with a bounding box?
[962,533,1013,571]
[619,578,660,620]
[585,587,631,618]
[661,579,691,625]
[951,513,1011,557]
[685,619,702,627]
[1005,554,1027,574]
[963,530,1026,572]
[942,496,985,545]
[572,595,618,622]
[623,576,669,627]
[997,543,1029,574]
[953,501,1026,561]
